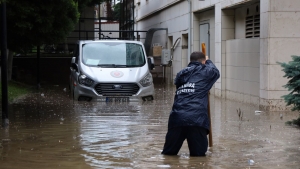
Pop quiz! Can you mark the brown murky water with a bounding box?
[1,84,300,169]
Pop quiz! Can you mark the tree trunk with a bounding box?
[7,49,13,81]
[106,0,113,20]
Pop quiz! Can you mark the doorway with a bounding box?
[200,23,210,56]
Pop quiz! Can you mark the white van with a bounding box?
[69,40,155,102]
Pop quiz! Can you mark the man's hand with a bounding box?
[204,56,209,64]
[201,56,209,64]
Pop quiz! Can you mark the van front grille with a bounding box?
[94,83,140,96]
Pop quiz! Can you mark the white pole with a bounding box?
[187,0,192,63]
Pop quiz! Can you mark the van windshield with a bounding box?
[82,42,146,67]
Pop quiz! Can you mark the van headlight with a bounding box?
[139,73,153,87]
[78,74,94,87]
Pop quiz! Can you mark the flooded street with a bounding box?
[1,84,300,169]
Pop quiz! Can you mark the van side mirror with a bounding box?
[70,57,78,72]
[71,57,76,64]
[147,57,155,70]
[70,62,78,72]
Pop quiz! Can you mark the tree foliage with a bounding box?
[5,0,104,53]
[76,0,106,11]
[278,55,300,126]
[113,2,121,20]
[6,0,80,53]
[278,56,300,111]
[2,0,103,81]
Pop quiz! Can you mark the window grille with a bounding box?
[254,15,260,37]
[245,14,260,38]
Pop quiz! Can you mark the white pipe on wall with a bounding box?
[187,0,191,63]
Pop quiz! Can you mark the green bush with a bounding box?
[0,81,32,103]
[278,55,300,126]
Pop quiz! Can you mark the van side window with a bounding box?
[126,44,145,66]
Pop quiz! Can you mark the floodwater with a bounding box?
[0,84,299,169]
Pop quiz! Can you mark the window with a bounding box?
[82,42,145,67]
[245,5,260,38]
[245,15,260,38]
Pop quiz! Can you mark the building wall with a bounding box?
[136,0,183,22]
[221,9,234,98]
[136,0,189,82]
[260,0,300,111]
[225,38,260,104]
[221,3,260,104]
[135,0,300,111]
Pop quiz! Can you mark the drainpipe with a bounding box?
[187,0,192,63]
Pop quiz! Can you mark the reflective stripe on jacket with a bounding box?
[168,60,220,132]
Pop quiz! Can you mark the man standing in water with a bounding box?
[161,51,220,156]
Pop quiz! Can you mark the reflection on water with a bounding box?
[74,87,174,169]
[0,84,299,169]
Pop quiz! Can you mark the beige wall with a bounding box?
[225,38,260,104]
[221,9,235,98]
[260,0,300,111]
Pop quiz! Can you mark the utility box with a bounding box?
[161,49,171,65]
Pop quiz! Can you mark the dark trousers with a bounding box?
[161,126,208,156]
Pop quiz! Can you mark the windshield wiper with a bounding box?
[97,64,127,68]
[123,65,139,67]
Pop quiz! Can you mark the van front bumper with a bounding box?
[74,83,155,102]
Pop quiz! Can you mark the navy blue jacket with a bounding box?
[168,60,220,132]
